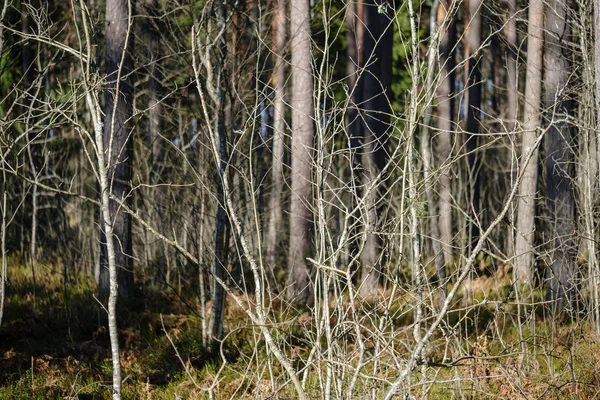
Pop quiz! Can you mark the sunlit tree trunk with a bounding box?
[99,0,135,301]
[544,0,575,314]
[266,0,286,270]
[287,0,314,306]
[436,0,456,268]
[515,0,544,285]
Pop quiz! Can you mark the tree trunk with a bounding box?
[544,0,576,314]
[99,0,135,301]
[266,0,286,270]
[436,0,456,268]
[346,0,364,275]
[422,0,446,295]
[144,0,166,283]
[287,0,314,306]
[505,0,518,260]
[514,0,544,285]
[465,0,482,250]
[208,0,229,354]
[358,0,393,296]
[596,0,600,188]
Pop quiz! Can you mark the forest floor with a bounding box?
[0,257,600,399]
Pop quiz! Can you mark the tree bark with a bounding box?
[436,0,456,268]
[422,0,446,295]
[465,0,482,250]
[208,0,229,354]
[287,0,314,306]
[514,0,544,285]
[144,0,166,282]
[346,0,363,268]
[266,0,286,270]
[358,0,393,296]
[99,0,135,301]
[505,0,518,260]
[544,0,576,314]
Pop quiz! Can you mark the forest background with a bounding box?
[1,0,600,398]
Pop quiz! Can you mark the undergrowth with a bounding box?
[0,257,599,399]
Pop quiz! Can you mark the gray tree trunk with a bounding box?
[286,0,314,306]
[514,0,544,285]
[543,0,576,314]
[99,0,135,301]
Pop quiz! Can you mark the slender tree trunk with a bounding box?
[436,0,456,268]
[422,0,446,294]
[358,0,393,296]
[514,0,544,285]
[346,0,364,275]
[465,0,482,249]
[266,0,286,270]
[145,0,166,283]
[0,168,7,327]
[99,0,135,301]
[208,0,229,354]
[506,0,518,260]
[596,0,600,186]
[0,1,6,318]
[22,2,38,308]
[286,0,314,306]
[544,0,576,314]
[506,0,518,132]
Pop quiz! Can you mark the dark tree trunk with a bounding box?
[358,0,393,296]
[144,0,166,283]
[346,0,364,277]
[544,0,576,314]
[99,0,135,301]
[465,0,482,250]
[208,0,230,354]
[287,0,314,306]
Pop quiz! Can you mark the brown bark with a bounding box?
[436,0,456,268]
[266,0,287,269]
[287,0,314,306]
[99,0,135,300]
[543,0,576,313]
[514,0,544,285]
